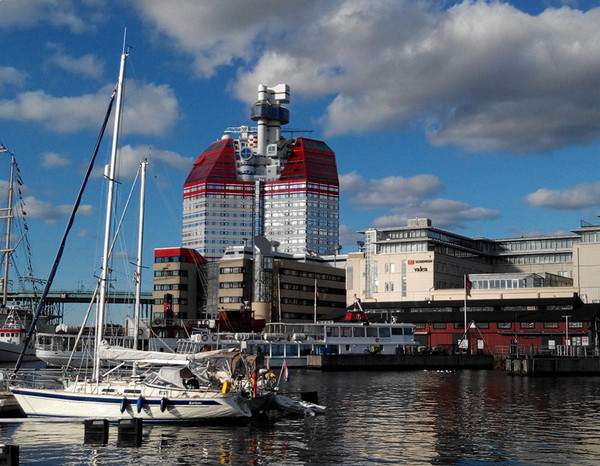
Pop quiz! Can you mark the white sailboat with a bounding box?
[11,44,251,421]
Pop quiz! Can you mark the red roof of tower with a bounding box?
[184,138,238,187]
[279,138,339,186]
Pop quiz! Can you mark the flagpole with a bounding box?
[464,274,467,342]
[314,279,317,323]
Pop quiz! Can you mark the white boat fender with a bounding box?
[120,397,128,413]
[136,396,144,413]
[160,397,168,412]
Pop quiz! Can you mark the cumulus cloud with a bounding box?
[20,195,95,224]
[0,0,101,33]
[132,0,600,154]
[526,182,600,210]
[46,44,105,81]
[42,152,71,168]
[338,224,364,247]
[0,82,179,135]
[340,171,498,229]
[340,171,443,209]
[0,66,26,93]
[371,199,499,229]
[109,144,194,180]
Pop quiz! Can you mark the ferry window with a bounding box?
[379,328,390,338]
[569,322,583,329]
[520,322,534,329]
[341,327,352,337]
[498,322,512,329]
[433,323,446,329]
[392,328,403,336]
[353,327,366,338]
[271,345,284,357]
[476,322,489,329]
[366,327,378,338]
[405,327,414,336]
[543,322,559,329]
[327,327,339,337]
[285,344,298,357]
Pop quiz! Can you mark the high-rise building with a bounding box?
[182,84,339,261]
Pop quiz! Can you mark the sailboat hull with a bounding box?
[12,385,251,421]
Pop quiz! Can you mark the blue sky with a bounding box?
[1,0,600,309]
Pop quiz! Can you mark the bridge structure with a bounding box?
[5,290,154,324]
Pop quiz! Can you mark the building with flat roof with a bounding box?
[346,218,600,304]
[182,84,339,261]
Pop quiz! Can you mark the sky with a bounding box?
[1,0,600,314]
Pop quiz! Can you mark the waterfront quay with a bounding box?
[307,353,494,370]
[507,345,600,375]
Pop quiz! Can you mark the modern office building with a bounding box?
[217,241,346,323]
[182,84,339,261]
[346,218,600,304]
[345,218,600,354]
[152,247,208,323]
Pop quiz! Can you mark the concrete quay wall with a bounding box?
[507,356,600,375]
[307,353,494,371]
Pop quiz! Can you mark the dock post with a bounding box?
[117,418,143,447]
[0,444,19,466]
[84,419,109,445]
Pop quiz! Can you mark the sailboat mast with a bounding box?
[94,48,128,380]
[133,158,147,351]
[1,147,15,308]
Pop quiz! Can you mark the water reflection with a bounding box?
[2,370,600,464]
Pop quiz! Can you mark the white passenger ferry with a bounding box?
[180,307,418,368]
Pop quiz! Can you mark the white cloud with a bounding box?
[340,171,443,209]
[0,66,26,93]
[46,47,105,81]
[107,144,194,180]
[0,0,101,33]
[340,171,498,229]
[526,182,600,210]
[0,82,179,135]
[133,0,600,154]
[42,152,71,168]
[338,224,364,248]
[20,195,96,224]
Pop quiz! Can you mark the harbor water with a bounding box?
[2,368,600,464]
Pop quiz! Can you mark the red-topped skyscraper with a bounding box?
[182,84,339,260]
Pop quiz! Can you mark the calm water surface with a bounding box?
[2,368,600,464]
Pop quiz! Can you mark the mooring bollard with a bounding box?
[84,419,109,445]
[0,444,19,466]
[117,418,143,447]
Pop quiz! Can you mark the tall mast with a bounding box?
[133,158,147,352]
[94,46,128,380]
[0,146,14,307]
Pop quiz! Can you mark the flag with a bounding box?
[134,270,140,277]
[283,361,289,382]
[465,276,472,297]
[315,285,319,300]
